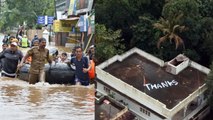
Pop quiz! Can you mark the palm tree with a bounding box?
[153,14,186,49]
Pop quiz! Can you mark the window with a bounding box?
[104,86,110,93]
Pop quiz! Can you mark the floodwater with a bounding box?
[0,38,95,120]
[0,78,94,120]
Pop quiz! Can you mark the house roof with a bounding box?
[96,47,210,118]
[103,53,206,109]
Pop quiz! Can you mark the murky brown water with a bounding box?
[0,43,94,120]
[0,78,94,120]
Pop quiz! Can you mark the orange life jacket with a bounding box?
[88,60,95,79]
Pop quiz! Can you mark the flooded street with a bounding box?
[0,78,94,120]
[0,38,95,120]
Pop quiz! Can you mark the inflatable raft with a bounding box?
[18,63,76,84]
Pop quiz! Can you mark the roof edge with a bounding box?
[98,47,165,69]
[189,61,210,74]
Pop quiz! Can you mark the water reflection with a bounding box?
[0,78,94,120]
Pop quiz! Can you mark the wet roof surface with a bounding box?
[104,53,207,109]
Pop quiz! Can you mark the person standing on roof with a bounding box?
[0,42,23,78]
[18,38,52,84]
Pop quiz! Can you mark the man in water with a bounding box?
[0,43,9,71]
[1,43,8,51]
[24,39,39,64]
[31,34,38,47]
[18,38,52,84]
[70,46,91,86]
[0,42,23,78]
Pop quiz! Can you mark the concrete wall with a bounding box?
[96,82,165,120]
[26,29,43,41]
[54,32,69,46]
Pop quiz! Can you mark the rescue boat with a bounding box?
[18,63,76,84]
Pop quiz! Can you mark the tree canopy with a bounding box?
[0,0,54,32]
[96,0,213,66]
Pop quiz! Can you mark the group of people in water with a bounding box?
[0,34,96,86]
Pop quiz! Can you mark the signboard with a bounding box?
[48,16,55,24]
[88,11,95,34]
[68,0,77,16]
[53,20,78,32]
[75,0,94,15]
[67,0,94,15]
[37,16,54,25]
[77,15,88,32]
[37,16,45,24]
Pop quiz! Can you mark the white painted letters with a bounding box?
[144,80,178,91]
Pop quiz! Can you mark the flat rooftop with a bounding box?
[95,96,136,120]
[103,53,207,109]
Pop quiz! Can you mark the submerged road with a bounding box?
[0,33,95,120]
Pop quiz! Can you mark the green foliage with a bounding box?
[206,62,213,107]
[130,16,159,54]
[198,17,213,66]
[95,0,136,30]
[96,0,213,67]
[95,24,125,64]
[153,14,186,50]
[198,0,213,17]
[95,0,165,49]
[162,0,199,21]
[159,0,206,63]
[183,49,200,62]
[0,0,54,31]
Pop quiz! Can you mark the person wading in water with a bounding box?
[69,46,91,86]
[0,42,23,78]
[18,38,52,84]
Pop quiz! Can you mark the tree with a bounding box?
[95,24,125,64]
[153,14,186,49]
[157,0,204,63]
[162,0,199,21]
[95,0,165,49]
[198,0,213,17]
[0,0,54,31]
[130,16,159,54]
[198,17,213,66]
[161,0,200,50]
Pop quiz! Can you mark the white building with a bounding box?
[95,47,210,120]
